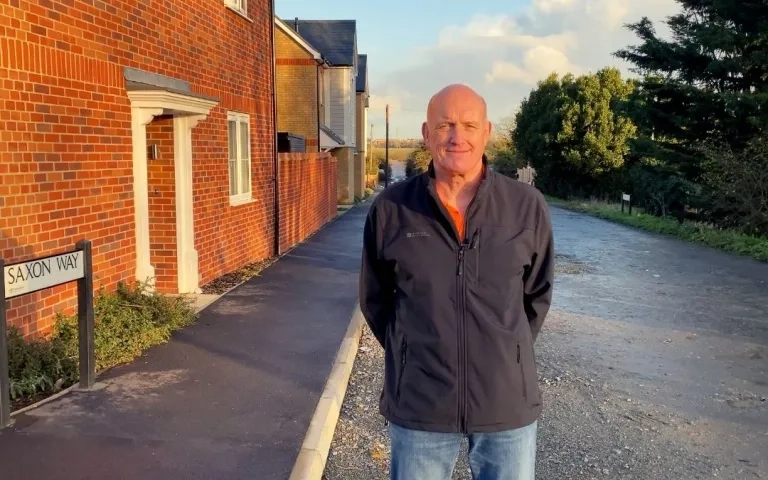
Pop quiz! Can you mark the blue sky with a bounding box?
[276,0,680,139]
[277,0,528,70]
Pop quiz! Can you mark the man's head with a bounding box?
[422,84,492,177]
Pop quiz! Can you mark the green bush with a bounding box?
[7,328,76,401]
[492,148,527,179]
[7,281,197,407]
[405,143,431,178]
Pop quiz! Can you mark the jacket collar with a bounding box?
[426,153,490,178]
[425,154,495,199]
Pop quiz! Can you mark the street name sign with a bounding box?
[3,251,84,299]
[1,241,95,430]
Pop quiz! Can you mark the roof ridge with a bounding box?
[294,19,356,23]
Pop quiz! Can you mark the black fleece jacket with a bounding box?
[359,161,555,433]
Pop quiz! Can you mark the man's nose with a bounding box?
[448,127,466,144]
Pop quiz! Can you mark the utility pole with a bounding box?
[369,123,374,160]
[369,123,374,185]
[385,104,390,188]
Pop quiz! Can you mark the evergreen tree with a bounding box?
[614,0,768,179]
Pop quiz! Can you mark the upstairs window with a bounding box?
[225,0,246,16]
[227,112,251,204]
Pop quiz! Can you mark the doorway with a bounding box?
[127,83,218,294]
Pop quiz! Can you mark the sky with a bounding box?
[276,0,682,140]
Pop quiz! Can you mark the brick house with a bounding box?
[0,0,337,336]
[274,17,345,152]
[289,19,365,204]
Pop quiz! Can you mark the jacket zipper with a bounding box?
[456,201,479,434]
[429,178,483,434]
[518,343,527,401]
[456,246,464,432]
[396,338,407,402]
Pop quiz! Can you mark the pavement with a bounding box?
[0,203,370,480]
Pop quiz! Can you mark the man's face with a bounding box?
[422,86,492,176]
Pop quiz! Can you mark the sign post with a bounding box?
[1,240,95,429]
[621,193,632,215]
[0,259,10,429]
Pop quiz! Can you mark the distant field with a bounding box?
[371,147,414,163]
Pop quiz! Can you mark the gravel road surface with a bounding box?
[323,206,768,480]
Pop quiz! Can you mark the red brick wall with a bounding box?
[0,0,275,336]
[278,153,338,253]
[146,116,177,293]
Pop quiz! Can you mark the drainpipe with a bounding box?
[271,0,281,256]
[316,62,321,153]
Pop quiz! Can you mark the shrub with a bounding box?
[7,328,76,402]
[7,281,197,408]
[492,148,527,179]
[698,134,768,237]
[405,143,431,178]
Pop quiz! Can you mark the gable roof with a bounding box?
[274,17,322,61]
[289,19,357,67]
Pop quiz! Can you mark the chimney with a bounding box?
[294,17,299,33]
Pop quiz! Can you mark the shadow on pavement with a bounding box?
[0,205,370,480]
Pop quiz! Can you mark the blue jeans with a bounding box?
[389,421,537,480]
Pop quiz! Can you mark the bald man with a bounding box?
[359,84,554,480]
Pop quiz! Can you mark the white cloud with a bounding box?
[533,0,578,14]
[584,0,631,30]
[485,45,581,84]
[369,93,403,112]
[367,0,681,138]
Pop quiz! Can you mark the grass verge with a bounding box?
[546,196,768,262]
[7,281,197,411]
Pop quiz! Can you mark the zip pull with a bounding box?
[517,343,521,363]
[456,245,466,276]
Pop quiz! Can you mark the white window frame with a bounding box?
[227,111,252,205]
[224,0,247,17]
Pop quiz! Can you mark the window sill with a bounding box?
[225,5,253,23]
[230,196,257,207]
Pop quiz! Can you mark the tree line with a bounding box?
[406,0,767,237]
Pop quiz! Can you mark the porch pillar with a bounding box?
[174,114,207,294]
[131,107,164,289]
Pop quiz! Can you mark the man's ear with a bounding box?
[421,122,429,143]
[486,120,493,137]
